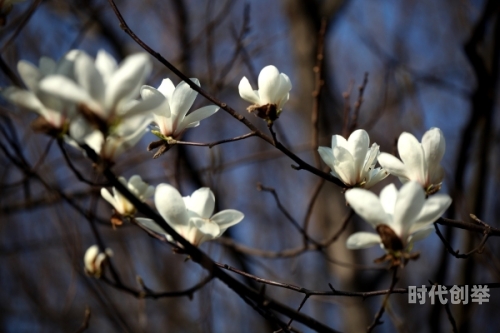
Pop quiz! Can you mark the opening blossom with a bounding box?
[101,175,154,221]
[345,181,451,265]
[140,78,219,157]
[318,129,389,188]
[137,184,244,247]
[238,65,292,122]
[143,78,219,139]
[84,245,113,278]
[378,128,446,195]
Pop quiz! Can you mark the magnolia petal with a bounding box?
[211,209,244,234]
[121,94,162,120]
[377,152,408,179]
[141,85,170,118]
[364,168,389,189]
[346,232,382,249]
[112,187,131,214]
[100,188,116,208]
[136,217,168,236]
[40,75,99,109]
[407,225,434,245]
[95,50,118,84]
[113,114,150,137]
[347,129,369,178]
[69,117,94,143]
[182,121,200,131]
[185,187,215,218]
[333,146,356,185]
[363,143,380,174]
[317,146,334,169]
[393,181,425,237]
[157,78,176,101]
[84,130,104,154]
[398,132,426,184]
[258,65,281,104]
[191,218,220,238]
[176,105,219,135]
[274,73,292,108]
[238,76,260,105]
[39,57,56,76]
[331,134,347,149]
[84,245,100,272]
[105,53,151,113]
[128,175,153,199]
[345,188,389,228]
[277,93,290,111]
[170,79,199,123]
[104,126,147,159]
[153,113,173,137]
[155,184,188,227]
[17,60,41,92]
[55,50,81,78]
[74,51,105,106]
[422,127,445,184]
[140,85,166,103]
[379,183,398,215]
[2,87,44,111]
[429,165,445,186]
[409,194,452,234]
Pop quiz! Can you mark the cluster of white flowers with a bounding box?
[2,50,219,161]
[2,50,452,269]
[317,127,450,264]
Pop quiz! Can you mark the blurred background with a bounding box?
[0,0,499,332]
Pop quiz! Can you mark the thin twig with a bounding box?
[286,294,310,330]
[257,183,321,246]
[437,217,500,237]
[322,209,355,247]
[367,267,399,332]
[0,0,43,53]
[73,307,91,333]
[57,139,108,186]
[348,72,369,134]
[311,18,327,168]
[444,301,458,333]
[434,223,490,259]
[169,132,257,148]
[341,80,353,138]
[100,274,214,299]
[302,175,326,244]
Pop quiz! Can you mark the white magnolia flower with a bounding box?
[318,129,389,188]
[238,65,291,121]
[378,128,446,194]
[101,175,154,216]
[2,51,81,131]
[73,114,151,160]
[137,184,244,247]
[345,182,451,253]
[140,78,219,140]
[84,245,112,278]
[39,50,158,132]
